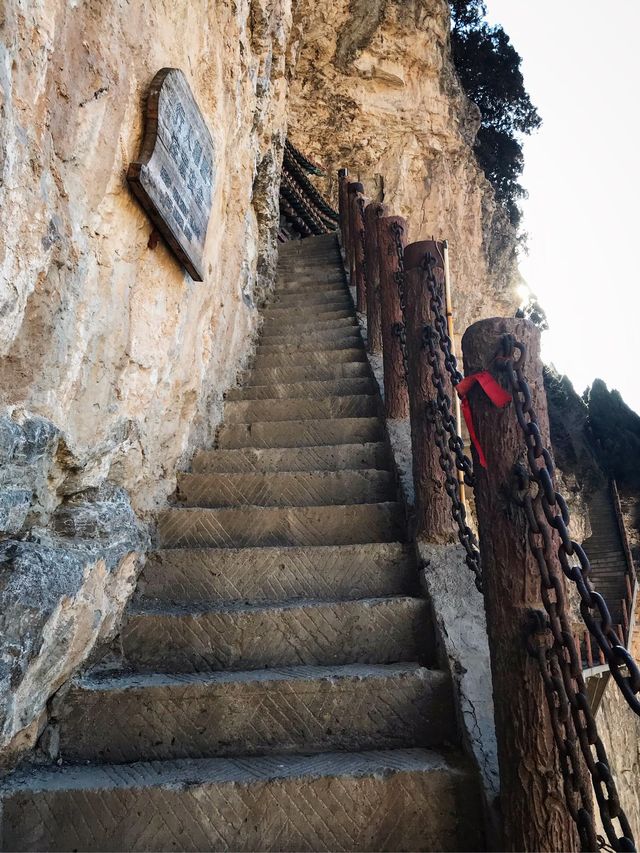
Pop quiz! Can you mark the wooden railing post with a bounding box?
[363,201,387,354]
[404,240,456,541]
[462,317,579,853]
[377,216,409,419]
[337,168,349,256]
[346,181,363,287]
[351,190,367,313]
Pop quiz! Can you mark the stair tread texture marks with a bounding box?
[242,363,370,384]
[216,417,384,449]
[135,542,415,604]
[223,395,376,424]
[53,663,455,763]
[176,469,395,507]
[121,595,432,672]
[252,348,366,368]
[225,377,377,401]
[260,317,359,334]
[255,338,363,355]
[1,748,482,852]
[157,502,404,547]
[192,443,390,473]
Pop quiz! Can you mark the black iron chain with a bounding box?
[422,321,483,592]
[356,196,368,299]
[501,334,637,852]
[390,220,409,378]
[421,254,475,487]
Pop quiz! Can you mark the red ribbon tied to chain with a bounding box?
[456,371,512,469]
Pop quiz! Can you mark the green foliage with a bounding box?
[449,1,541,226]
[587,379,640,491]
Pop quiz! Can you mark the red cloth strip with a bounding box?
[456,371,512,469]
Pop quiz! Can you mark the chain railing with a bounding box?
[501,334,637,851]
[390,221,410,379]
[337,167,640,852]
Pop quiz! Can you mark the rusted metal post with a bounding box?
[346,181,363,286]
[337,168,348,257]
[363,201,387,353]
[377,216,409,419]
[462,317,579,853]
[351,190,367,313]
[404,240,456,542]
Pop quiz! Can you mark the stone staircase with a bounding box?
[584,486,630,631]
[1,234,482,852]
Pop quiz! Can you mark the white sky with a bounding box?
[483,1,640,413]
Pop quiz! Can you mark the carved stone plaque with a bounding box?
[127,68,215,281]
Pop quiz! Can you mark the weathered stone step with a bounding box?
[224,395,375,424]
[252,348,366,368]
[260,316,358,335]
[258,328,362,348]
[1,748,482,852]
[157,502,404,547]
[589,556,627,573]
[256,337,363,354]
[193,442,390,473]
[122,596,431,673]
[243,363,369,384]
[53,663,452,763]
[216,417,383,449]
[587,552,626,564]
[269,291,350,307]
[585,541,623,553]
[226,377,376,400]
[261,306,353,323]
[176,469,394,507]
[273,282,344,296]
[136,542,414,604]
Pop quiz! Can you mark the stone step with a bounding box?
[53,663,453,763]
[588,546,626,556]
[252,348,366,368]
[223,395,376,424]
[226,377,376,400]
[260,316,358,335]
[157,502,404,547]
[261,306,353,323]
[193,442,390,473]
[216,417,384,449]
[269,291,350,307]
[589,555,624,567]
[243,363,369,384]
[258,328,362,347]
[587,552,625,564]
[135,542,414,604]
[176,469,394,507]
[1,748,482,852]
[255,337,363,354]
[272,283,347,297]
[122,596,431,673]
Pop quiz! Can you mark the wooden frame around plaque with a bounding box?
[127,68,215,281]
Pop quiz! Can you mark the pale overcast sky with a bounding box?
[483,1,640,413]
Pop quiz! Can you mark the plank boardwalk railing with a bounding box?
[338,168,640,852]
[278,140,339,240]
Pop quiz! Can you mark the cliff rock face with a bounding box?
[287,0,519,333]
[0,0,520,764]
[0,0,294,761]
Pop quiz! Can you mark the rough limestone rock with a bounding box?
[287,0,520,333]
[0,0,294,514]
